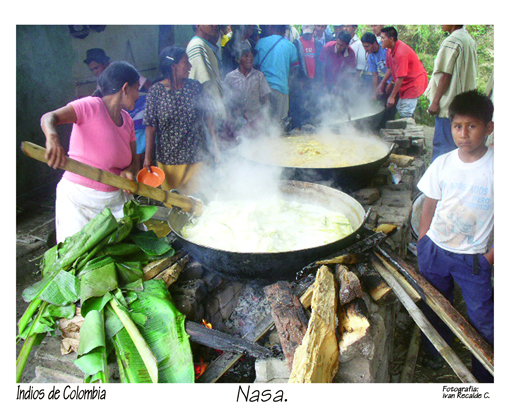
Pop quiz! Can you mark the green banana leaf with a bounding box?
[74,310,109,382]
[79,257,119,307]
[129,229,175,258]
[22,269,79,305]
[126,280,194,383]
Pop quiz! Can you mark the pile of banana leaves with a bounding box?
[16,200,194,383]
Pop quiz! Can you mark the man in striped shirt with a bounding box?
[186,25,226,121]
[425,25,478,161]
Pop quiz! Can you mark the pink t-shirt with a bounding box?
[63,96,136,192]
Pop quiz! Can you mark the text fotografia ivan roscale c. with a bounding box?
[16,385,106,400]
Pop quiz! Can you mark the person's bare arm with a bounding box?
[144,126,156,171]
[387,77,404,108]
[484,246,494,265]
[428,73,452,115]
[40,105,77,169]
[378,69,391,94]
[418,196,438,241]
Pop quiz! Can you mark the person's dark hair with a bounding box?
[84,48,110,65]
[336,31,351,45]
[361,32,377,44]
[156,46,188,88]
[274,25,287,35]
[448,89,494,124]
[381,26,398,40]
[93,61,140,97]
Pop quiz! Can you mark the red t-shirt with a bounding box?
[319,41,356,90]
[300,37,316,79]
[386,40,428,99]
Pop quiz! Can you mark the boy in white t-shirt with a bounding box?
[417,90,494,382]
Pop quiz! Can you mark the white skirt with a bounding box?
[55,178,133,243]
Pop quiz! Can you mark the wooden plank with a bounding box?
[184,321,271,358]
[374,243,494,376]
[400,324,421,383]
[264,281,308,370]
[289,266,339,383]
[370,255,478,383]
[196,313,275,383]
[373,252,421,303]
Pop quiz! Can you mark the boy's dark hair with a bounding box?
[94,61,140,97]
[448,89,494,124]
[361,32,377,44]
[336,31,351,45]
[381,26,398,40]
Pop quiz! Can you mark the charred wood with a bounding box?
[264,281,308,370]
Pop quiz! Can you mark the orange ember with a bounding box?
[195,358,208,379]
[202,319,213,329]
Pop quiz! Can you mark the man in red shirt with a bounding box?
[319,31,356,95]
[377,26,428,118]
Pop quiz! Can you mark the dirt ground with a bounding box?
[15,126,481,384]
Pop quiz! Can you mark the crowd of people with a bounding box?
[39,24,493,384]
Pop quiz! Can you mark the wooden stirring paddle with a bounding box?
[21,141,203,216]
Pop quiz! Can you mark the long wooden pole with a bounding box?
[371,255,478,383]
[21,141,203,215]
[374,243,494,376]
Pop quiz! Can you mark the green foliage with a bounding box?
[396,25,494,125]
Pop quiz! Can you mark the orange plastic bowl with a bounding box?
[136,166,165,188]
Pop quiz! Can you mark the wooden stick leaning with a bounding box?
[374,243,494,376]
[370,255,478,383]
[21,141,203,215]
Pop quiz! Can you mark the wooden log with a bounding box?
[335,265,363,306]
[198,279,317,383]
[390,153,415,167]
[289,266,339,383]
[184,321,271,358]
[317,253,360,265]
[299,283,315,310]
[355,262,395,304]
[197,313,275,383]
[374,243,494,376]
[372,252,421,303]
[264,281,309,370]
[143,250,185,281]
[338,298,374,362]
[154,254,189,287]
[399,324,421,383]
[370,255,478,383]
[374,224,397,235]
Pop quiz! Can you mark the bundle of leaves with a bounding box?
[16,200,194,383]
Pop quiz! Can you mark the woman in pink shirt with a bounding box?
[40,61,141,242]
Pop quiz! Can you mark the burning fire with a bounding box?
[202,319,213,329]
[195,358,208,379]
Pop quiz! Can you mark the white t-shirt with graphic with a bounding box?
[417,148,494,254]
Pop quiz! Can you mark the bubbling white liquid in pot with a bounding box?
[181,195,353,253]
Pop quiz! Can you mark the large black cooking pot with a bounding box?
[280,142,394,192]
[326,101,386,132]
[241,136,394,193]
[168,180,366,285]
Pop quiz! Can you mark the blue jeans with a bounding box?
[432,117,458,161]
[396,97,418,118]
[417,235,494,382]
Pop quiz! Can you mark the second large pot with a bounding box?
[168,180,366,285]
